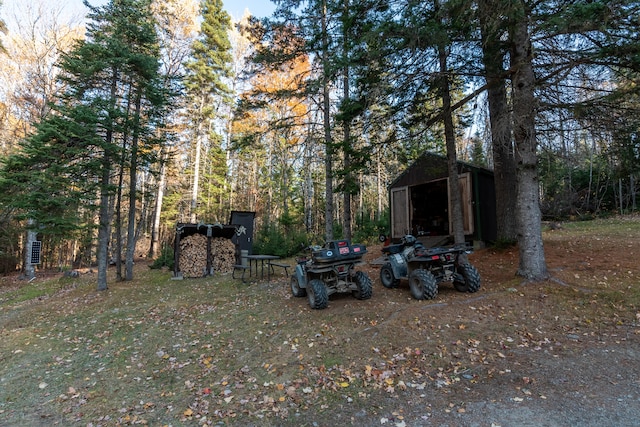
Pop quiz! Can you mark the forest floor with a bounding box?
[1,216,639,426]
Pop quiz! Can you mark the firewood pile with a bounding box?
[210,237,235,273]
[178,233,208,278]
[178,234,237,278]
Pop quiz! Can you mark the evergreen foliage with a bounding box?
[253,223,310,258]
[183,0,233,222]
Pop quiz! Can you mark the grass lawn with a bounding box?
[1,216,640,426]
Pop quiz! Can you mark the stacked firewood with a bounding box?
[178,234,236,277]
[210,237,236,273]
[178,233,208,278]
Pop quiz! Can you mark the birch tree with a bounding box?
[148,0,198,258]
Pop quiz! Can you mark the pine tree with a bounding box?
[478,0,518,243]
[184,0,233,223]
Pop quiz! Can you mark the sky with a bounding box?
[0,0,275,24]
[224,0,276,20]
[1,0,277,29]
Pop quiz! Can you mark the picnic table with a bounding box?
[246,254,279,280]
[233,254,289,282]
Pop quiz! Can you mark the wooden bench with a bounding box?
[268,261,290,277]
[232,264,249,283]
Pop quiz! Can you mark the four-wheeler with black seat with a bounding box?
[291,240,373,309]
[379,234,481,300]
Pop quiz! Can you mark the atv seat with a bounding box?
[382,243,404,254]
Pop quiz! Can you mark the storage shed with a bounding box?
[389,152,497,245]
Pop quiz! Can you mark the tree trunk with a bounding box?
[341,0,352,242]
[115,152,125,281]
[304,121,314,233]
[632,174,637,212]
[436,1,465,251]
[149,147,168,259]
[322,0,334,241]
[125,90,143,281]
[97,155,111,291]
[510,3,549,280]
[376,148,383,221]
[97,66,120,291]
[478,0,517,242]
[191,115,204,224]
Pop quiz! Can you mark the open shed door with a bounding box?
[448,173,474,235]
[391,186,410,239]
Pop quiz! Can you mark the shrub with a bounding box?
[149,245,174,270]
[253,224,310,258]
[353,211,390,244]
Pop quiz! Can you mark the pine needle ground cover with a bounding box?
[1,216,640,426]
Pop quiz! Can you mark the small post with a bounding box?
[24,224,39,279]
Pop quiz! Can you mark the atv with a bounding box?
[291,239,373,309]
[379,235,481,300]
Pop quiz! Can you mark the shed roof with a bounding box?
[389,152,494,189]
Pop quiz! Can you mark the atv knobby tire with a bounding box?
[409,269,438,300]
[353,271,373,300]
[307,279,328,309]
[379,263,399,288]
[291,275,306,297]
[453,263,481,293]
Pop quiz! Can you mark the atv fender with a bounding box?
[387,253,408,279]
[294,264,308,288]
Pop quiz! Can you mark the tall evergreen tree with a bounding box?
[0,0,168,290]
[477,0,518,243]
[428,0,473,249]
[509,0,549,280]
[184,0,233,223]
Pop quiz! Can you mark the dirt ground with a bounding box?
[333,220,640,427]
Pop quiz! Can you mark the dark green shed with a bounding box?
[388,152,497,245]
